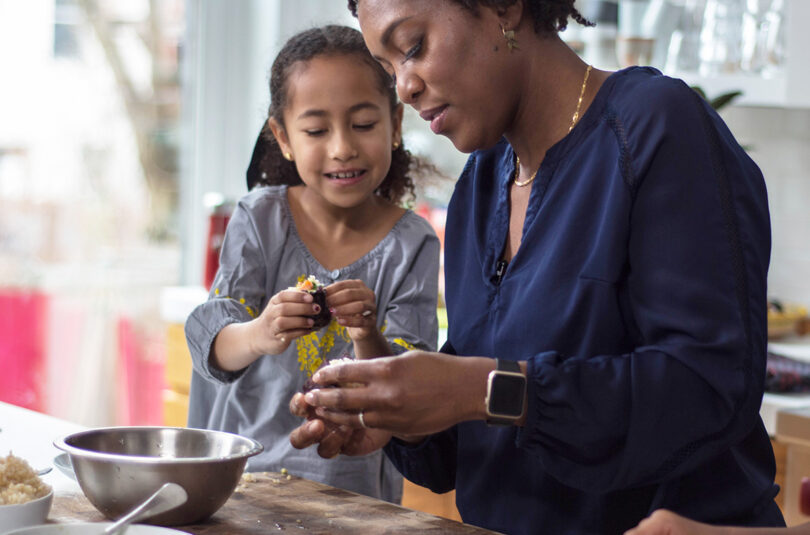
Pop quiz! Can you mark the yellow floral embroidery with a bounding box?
[392,338,416,351]
[217,295,258,319]
[295,321,351,377]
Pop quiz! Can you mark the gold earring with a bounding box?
[392,141,400,150]
[501,26,518,52]
[284,152,293,161]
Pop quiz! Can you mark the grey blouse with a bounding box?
[185,185,440,503]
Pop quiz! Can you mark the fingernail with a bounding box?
[329,308,336,314]
[307,318,314,326]
[305,393,315,404]
[313,372,322,382]
[313,304,321,313]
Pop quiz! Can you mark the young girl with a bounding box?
[184,25,440,504]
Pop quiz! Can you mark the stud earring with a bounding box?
[392,141,400,150]
[501,26,518,52]
[284,152,293,161]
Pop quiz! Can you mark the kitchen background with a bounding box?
[1,0,808,430]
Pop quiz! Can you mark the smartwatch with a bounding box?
[485,359,527,426]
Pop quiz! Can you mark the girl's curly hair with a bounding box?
[247,25,420,206]
[346,0,592,34]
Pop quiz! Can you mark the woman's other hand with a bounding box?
[289,392,392,457]
[301,351,494,435]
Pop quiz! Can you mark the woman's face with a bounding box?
[357,0,518,153]
[269,54,402,210]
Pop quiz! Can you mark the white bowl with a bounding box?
[5,523,189,534]
[0,490,53,533]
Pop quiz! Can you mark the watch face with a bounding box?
[489,373,525,416]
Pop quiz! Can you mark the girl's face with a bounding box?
[356,0,518,153]
[270,54,402,209]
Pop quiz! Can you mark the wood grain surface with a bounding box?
[50,472,502,534]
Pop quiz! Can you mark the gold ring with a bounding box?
[361,310,372,317]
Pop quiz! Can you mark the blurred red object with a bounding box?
[203,195,234,290]
[0,289,47,410]
[801,477,810,516]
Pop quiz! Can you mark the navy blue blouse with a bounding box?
[385,67,783,534]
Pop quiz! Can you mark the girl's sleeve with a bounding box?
[381,219,441,353]
[516,86,771,492]
[184,200,268,384]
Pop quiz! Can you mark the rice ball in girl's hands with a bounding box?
[291,275,331,329]
[301,357,360,393]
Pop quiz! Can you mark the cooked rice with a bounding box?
[0,452,52,505]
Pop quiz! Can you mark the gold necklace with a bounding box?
[513,64,592,188]
[569,64,592,133]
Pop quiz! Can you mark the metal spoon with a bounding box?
[103,482,188,535]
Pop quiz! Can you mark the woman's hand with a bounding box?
[325,279,378,340]
[300,351,494,436]
[624,510,726,535]
[289,392,392,458]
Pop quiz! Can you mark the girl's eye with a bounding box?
[354,122,377,131]
[404,38,422,61]
[305,129,326,136]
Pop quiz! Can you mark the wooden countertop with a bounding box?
[50,472,502,534]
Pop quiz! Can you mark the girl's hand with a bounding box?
[624,510,725,535]
[325,280,378,341]
[289,392,392,458]
[300,351,493,436]
[253,289,320,354]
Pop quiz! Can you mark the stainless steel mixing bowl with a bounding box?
[54,427,263,526]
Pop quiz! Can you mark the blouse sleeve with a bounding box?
[515,84,770,492]
[384,426,459,494]
[184,199,268,384]
[381,218,441,353]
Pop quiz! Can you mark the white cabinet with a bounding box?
[672,0,810,108]
[571,0,810,108]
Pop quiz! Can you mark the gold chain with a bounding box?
[513,155,536,187]
[514,64,592,188]
[569,64,592,133]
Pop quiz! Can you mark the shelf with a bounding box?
[572,0,810,108]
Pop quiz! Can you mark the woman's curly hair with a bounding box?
[247,25,420,206]
[346,0,592,34]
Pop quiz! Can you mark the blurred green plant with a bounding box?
[691,87,744,111]
[691,87,750,151]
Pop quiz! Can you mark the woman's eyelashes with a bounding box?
[403,38,423,62]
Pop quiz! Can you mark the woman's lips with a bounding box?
[420,105,449,134]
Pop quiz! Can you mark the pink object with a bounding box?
[0,289,47,411]
[117,316,166,425]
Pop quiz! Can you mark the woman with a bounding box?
[290,1,782,533]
